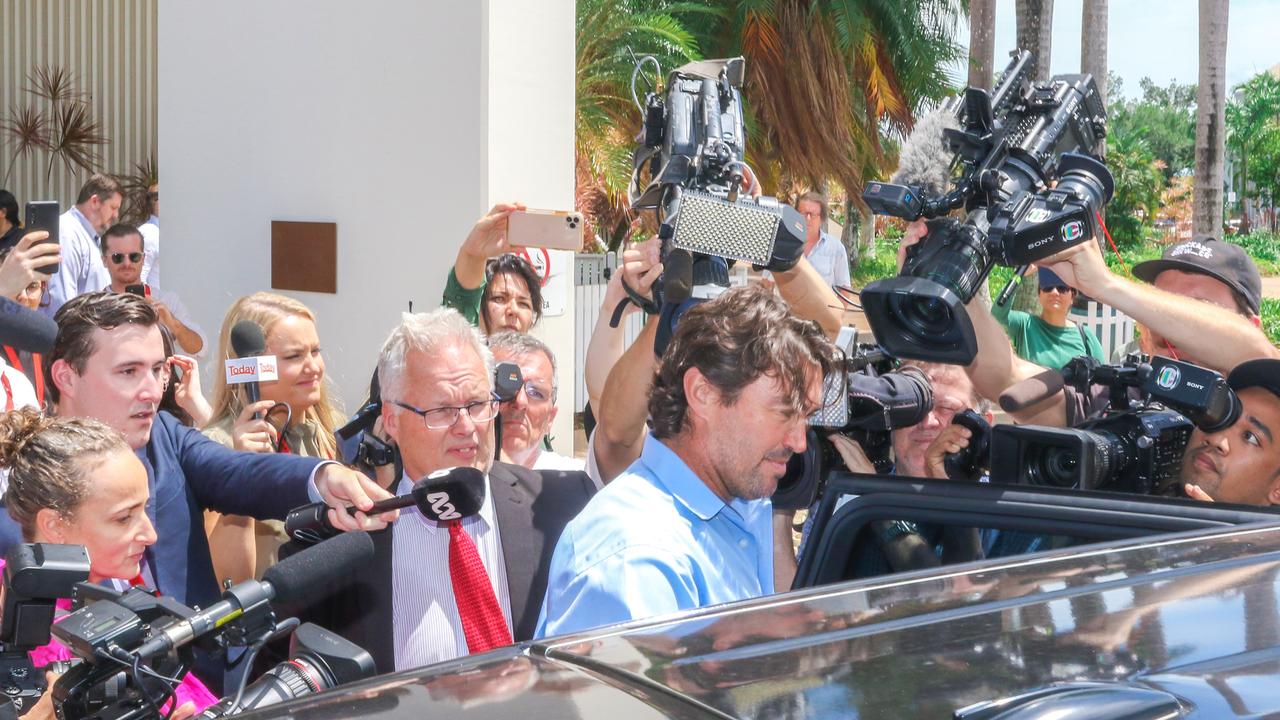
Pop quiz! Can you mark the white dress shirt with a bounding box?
[806,231,851,288]
[392,471,512,670]
[139,215,161,287]
[45,207,110,316]
[103,284,207,357]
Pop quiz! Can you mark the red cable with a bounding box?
[1095,211,1179,360]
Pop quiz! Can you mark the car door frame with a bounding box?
[793,472,1280,589]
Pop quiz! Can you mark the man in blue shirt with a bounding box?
[537,285,833,637]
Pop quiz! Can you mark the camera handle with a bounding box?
[994,264,1030,307]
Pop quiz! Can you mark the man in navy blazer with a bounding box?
[0,294,395,651]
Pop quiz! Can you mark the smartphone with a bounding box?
[124,284,149,297]
[23,201,60,275]
[508,209,584,251]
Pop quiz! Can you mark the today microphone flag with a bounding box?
[225,355,279,385]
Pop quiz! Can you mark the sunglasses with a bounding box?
[109,252,144,264]
[1039,285,1073,294]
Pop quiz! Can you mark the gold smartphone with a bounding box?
[508,209,584,251]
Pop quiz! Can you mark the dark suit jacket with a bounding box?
[289,462,596,674]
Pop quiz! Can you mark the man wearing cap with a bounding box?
[1182,358,1280,506]
[958,234,1279,427]
[993,266,1105,371]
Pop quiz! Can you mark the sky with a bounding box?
[950,0,1279,99]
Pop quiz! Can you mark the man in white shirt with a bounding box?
[295,308,595,673]
[488,331,595,480]
[138,182,161,287]
[100,224,205,356]
[45,174,122,316]
[795,191,851,289]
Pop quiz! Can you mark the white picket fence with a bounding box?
[573,254,647,413]
[1071,301,1136,361]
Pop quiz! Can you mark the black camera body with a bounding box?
[626,56,804,327]
[860,49,1112,364]
[774,330,935,510]
[0,544,90,717]
[988,355,1239,494]
[991,409,1193,494]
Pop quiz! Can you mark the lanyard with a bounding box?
[3,345,44,404]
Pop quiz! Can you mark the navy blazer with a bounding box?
[0,411,319,608]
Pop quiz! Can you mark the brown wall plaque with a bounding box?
[271,221,337,293]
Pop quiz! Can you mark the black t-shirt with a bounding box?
[0,225,24,254]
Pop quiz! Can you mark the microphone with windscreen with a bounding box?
[285,466,487,544]
[0,297,57,354]
[999,368,1067,414]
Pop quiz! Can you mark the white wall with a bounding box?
[160,0,576,454]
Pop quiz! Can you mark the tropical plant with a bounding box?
[575,0,718,248]
[1108,77,1197,181]
[0,64,107,189]
[1226,71,1280,233]
[1105,133,1166,247]
[119,155,158,226]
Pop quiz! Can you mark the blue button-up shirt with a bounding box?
[536,433,774,638]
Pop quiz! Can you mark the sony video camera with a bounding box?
[623,55,806,342]
[860,49,1113,364]
[989,355,1241,495]
[774,328,934,509]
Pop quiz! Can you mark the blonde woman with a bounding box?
[203,292,343,584]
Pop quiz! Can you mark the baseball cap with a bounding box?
[1038,266,1069,289]
[1132,236,1262,315]
[1227,358,1280,401]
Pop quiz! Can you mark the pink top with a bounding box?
[1,560,218,711]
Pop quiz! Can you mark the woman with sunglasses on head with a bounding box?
[0,409,213,720]
[203,292,343,586]
[992,266,1106,371]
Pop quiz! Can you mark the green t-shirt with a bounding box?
[992,300,1106,370]
[442,267,484,326]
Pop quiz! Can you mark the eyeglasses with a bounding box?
[1039,285,1073,294]
[109,252,144,264]
[393,395,500,429]
[505,381,554,406]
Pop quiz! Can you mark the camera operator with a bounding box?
[1180,358,1280,505]
[0,409,214,719]
[774,362,994,589]
[536,285,833,637]
[898,222,1280,426]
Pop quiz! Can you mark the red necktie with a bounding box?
[447,520,512,653]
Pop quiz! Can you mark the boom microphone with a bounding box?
[889,108,962,196]
[0,297,58,353]
[999,368,1067,414]
[130,531,374,660]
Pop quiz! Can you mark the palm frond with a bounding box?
[26,65,85,105]
[45,101,107,180]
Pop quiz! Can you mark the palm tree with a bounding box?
[1194,0,1229,237]
[968,0,996,90]
[1015,0,1054,83]
[575,0,714,248]
[1080,0,1108,105]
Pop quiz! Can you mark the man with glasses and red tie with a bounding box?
[299,307,596,673]
[100,223,206,356]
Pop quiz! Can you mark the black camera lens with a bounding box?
[895,295,957,340]
[1028,445,1081,488]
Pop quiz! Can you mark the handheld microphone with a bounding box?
[129,530,374,660]
[999,368,1067,414]
[228,320,277,418]
[284,467,487,543]
[0,297,58,354]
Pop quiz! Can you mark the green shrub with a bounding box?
[1235,231,1280,276]
[1262,297,1280,347]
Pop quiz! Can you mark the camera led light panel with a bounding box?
[672,190,779,266]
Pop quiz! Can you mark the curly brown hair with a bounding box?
[0,408,129,540]
[648,284,834,439]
